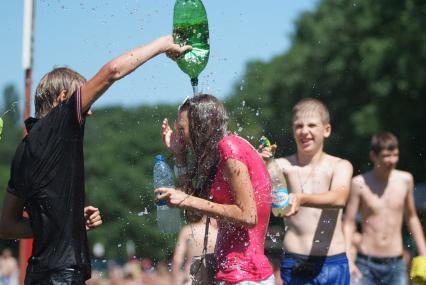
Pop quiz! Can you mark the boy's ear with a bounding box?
[369,150,376,162]
[56,90,68,103]
[324,123,331,138]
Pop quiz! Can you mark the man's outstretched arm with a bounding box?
[81,35,191,114]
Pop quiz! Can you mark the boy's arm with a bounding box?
[81,35,191,113]
[0,192,33,239]
[404,174,426,256]
[298,159,353,208]
[171,226,189,278]
[343,179,362,265]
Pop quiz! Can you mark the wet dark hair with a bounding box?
[179,94,229,200]
[35,67,86,118]
[370,132,399,155]
[184,209,204,223]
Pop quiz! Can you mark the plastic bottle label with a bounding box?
[272,187,289,209]
[157,199,167,206]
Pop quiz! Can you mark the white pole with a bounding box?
[20,2,35,283]
[22,0,35,70]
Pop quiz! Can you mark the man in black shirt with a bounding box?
[0,35,190,284]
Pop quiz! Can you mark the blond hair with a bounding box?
[292,98,330,124]
[35,67,86,118]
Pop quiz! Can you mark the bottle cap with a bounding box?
[155,155,165,162]
[259,136,271,148]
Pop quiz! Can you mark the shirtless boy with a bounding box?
[343,132,426,285]
[171,214,218,285]
[264,98,353,284]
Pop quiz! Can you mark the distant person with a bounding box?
[260,98,353,284]
[343,132,426,285]
[156,95,275,284]
[171,212,218,285]
[0,248,18,285]
[153,260,171,285]
[0,35,190,284]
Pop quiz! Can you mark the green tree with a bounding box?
[84,105,181,260]
[228,0,426,181]
[0,84,21,204]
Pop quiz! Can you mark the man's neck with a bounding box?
[372,167,392,183]
[296,149,325,166]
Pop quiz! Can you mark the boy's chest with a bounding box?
[288,168,334,194]
[361,182,408,212]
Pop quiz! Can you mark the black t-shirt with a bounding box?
[7,89,91,279]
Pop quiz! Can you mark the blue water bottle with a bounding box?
[153,155,182,233]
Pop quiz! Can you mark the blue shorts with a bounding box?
[354,254,406,285]
[281,252,350,285]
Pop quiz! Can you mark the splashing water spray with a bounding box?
[0,101,19,141]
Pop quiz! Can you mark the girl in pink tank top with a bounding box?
[156,95,274,284]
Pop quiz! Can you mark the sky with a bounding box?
[0,1,317,114]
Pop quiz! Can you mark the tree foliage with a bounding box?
[228,0,426,180]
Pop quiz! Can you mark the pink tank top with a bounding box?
[210,135,273,283]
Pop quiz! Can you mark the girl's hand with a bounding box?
[155,187,190,208]
[161,118,187,156]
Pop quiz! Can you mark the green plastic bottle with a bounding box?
[173,0,210,95]
[0,117,3,140]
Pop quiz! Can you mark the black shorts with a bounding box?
[25,267,85,285]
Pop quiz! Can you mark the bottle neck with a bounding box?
[191,77,199,96]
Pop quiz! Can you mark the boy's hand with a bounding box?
[159,35,192,60]
[285,193,301,217]
[258,144,277,160]
[84,206,102,231]
[349,262,363,281]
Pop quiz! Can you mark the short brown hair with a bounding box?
[292,98,330,124]
[370,132,399,154]
[35,67,86,118]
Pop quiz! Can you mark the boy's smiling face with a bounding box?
[292,110,331,154]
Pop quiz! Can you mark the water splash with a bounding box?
[138,208,149,216]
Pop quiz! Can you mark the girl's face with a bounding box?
[176,110,191,147]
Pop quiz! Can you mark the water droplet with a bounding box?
[138,208,149,216]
